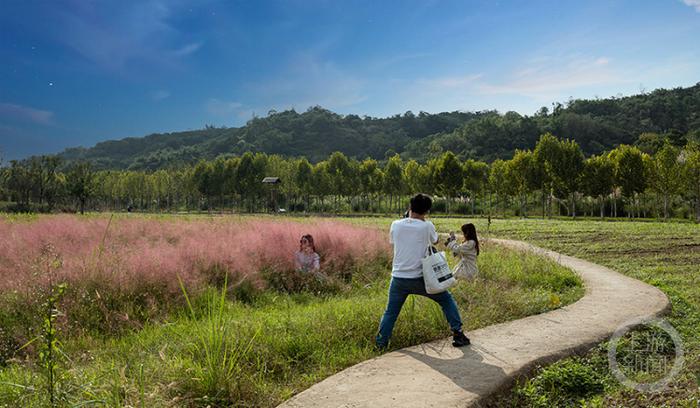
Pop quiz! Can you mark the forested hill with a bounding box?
[58,83,700,170]
[58,110,482,170]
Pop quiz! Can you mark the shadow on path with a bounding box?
[399,341,508,397]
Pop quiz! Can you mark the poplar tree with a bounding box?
[649,142,682,220]
[66,161,95,214]
[581,155,615,218]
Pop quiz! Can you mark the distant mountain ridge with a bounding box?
[57,83,700,170]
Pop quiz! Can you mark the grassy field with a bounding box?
[0,214,582,407]
[425,217,699,408]
[238,214,700,407]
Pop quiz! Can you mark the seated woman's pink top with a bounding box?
[295,251,320,272]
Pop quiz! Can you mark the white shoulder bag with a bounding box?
[422,245,456,294]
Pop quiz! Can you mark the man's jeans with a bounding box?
[376,277,463,348]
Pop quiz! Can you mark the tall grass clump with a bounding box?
[0,215,390,348]
[178,275,259,405]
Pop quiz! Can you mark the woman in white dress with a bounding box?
[445,223,479,280]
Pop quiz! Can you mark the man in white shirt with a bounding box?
[376,194,470,350]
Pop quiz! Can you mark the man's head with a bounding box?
[409,194,432,215]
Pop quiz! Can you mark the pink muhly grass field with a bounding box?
[0,215,390,296]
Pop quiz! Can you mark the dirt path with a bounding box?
[276,239,670,408]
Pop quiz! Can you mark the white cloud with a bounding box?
[371,54,629,114]
[250,53,367,111]
[150,90,171,101]
[380,73,482,111]
[682,0,700,12]
[206,99,244,116]
[0,103,54,125]
[369,53,432,70]
[419,74,483,89]
[53,1,203,72]
[475,55,620,100]
[387,53,700,115]
[362,72,485,115]
[172,42,202,57]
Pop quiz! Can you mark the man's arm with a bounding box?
[428,222,438,244]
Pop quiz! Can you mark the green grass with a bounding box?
[0,218,582,407]
[429,218,700,408]
[336,215,699,406]
[9,213,696,406]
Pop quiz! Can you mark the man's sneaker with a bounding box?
[452,330,471,347]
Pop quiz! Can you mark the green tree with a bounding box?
[178,167,199,210]
[423,157,441,197]
[345,158,361,209]
[312,161,332,210]
[608,145,647,218]
[533,134,584,217]
[210,157,228,209]
[0,151,4,200]
[120,171,145,209]
[266,154,295,211]
[635,132,665,155]
[434,151,463,213]
[42,156,65,211]
[66,161,96,214]
[327,151,352,211]
[581,155,615,218]
[223,157,240,210]
[192,160,214,210]
[505,150,536,217]
[383,154,406,213]
[533,133,559,217]
[556,139,585,218]
[403,160,431,196]
[27,156,45,205]
[463,159,489,215]
[235,153,262,212]
[295,158,313,210]
[681,141,700,222]
[5,160,32,206]
[488,159,509,217]
[152,169,173,210]
[648,142,683,219]
[359,158,384,211]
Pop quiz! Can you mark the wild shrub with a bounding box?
[514,358,607,407]
[260,266,344,294]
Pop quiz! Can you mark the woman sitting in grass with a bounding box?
[445,223,480,280]
[295,234,321,273]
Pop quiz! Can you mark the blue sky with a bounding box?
[1,0,699,160]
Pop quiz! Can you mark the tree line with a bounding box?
[2,133,700,222]
[56,83,700,170]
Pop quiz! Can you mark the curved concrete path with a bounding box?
[277,239,670,408]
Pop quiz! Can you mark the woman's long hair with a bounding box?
[461,223,479,256]
[299,234,316,252]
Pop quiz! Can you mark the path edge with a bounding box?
[473,238,672,406]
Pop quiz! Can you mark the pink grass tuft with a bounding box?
[0,215,390,296]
